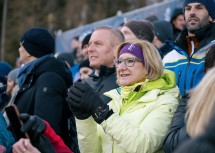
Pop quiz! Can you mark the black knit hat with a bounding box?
[81,33,92,49]
[20,27,55,58]
[124,20,154,42]
[153,20,173,43]
[79,59,92,70]
[170,8,183,24]
[183,0,215,20]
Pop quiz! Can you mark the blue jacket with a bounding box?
[0,113,15,153]
[163,23,215,96]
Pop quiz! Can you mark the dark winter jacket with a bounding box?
[163,96,189,153]
[85,65,119,104]
[163,23,215,96]
[13,56,72,142]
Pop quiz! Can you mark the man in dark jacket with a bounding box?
[84,26,125,104]
[163,0,215,152]
[13,28,73,148]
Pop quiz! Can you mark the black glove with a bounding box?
[19,114,56,153]
[67,82,113,124]
[34,135,56,153]
[67,102,91,120]
[19,114,46,143]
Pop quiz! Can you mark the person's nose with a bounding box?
[190,7,196,16]
[87,43,95,53]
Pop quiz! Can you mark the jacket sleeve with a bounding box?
[75,117,101,153]
[34,72,67,135]
[162,96,190,153]
[44,121,73,153]
[101,94,179,153]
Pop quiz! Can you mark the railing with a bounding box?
[55,0,182,53]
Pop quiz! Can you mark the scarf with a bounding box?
[17,55,52,88]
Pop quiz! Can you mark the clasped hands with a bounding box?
[66,82,113,124]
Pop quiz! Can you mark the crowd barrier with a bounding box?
[55,0,182,53]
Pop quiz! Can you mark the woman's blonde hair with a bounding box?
[186,67,215,137]
[114,40,163,81]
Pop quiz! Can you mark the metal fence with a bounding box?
[55,0,182,53]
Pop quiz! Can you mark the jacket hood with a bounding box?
[32,56,73,87]
[143,69,176,91]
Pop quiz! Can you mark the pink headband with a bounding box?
[118,43,144,63]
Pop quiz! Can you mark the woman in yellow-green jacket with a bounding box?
[67,40,179,153]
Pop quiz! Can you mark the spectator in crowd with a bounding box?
[84,26,124,104]
[0,62,12,85]
[0,68,20,111]
[78,59,93,81]
[170,8,185,40]
[163,0,215,97]
[163,34,215,153]
[70,31,92,83]
[81,32,92,59]
[174,67,215,153]
[55,52,74,82]
[70,36,80,60]
[6,68,20,97]
[67,40,179,153]
[11,28,74,150]
[0,113,15,153]
[153,20,175,59]
[55,52,74,68]
[153,20,174,48]
[76,31,92,63]
[145,15,159,22]
[120,20,154,42]
[0,62,12,110]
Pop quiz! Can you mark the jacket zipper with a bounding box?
[184,60,189,96]
[190,69,196,88]
[184,41,195,96]
[177,71,181,88]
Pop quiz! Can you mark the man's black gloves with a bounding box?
[20,114,46,141]
[19,113,56,153]
[67,82,113,124]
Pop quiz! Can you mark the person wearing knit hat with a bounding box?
[163,0,215,152]
[78,59,93,81]
[183,0,215,20]
[13,27,76,151]
[0,68,20,111]
[81,33,92,59]
[6,68,20,95]
[170,8,185,40]
[152,20,174,48]
[0,62,12,85]
[120,20,154,42]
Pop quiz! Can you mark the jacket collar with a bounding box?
[176,23,215,51]
[89,65,116,78]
